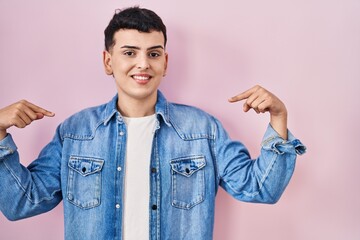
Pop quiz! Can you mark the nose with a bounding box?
[137,53,150,70]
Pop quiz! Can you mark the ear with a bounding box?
[163,52,169,76]
[103,50,113,75]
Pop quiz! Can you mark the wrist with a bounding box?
[0,129,7,141]
[270,112,288,140]
[270,112,287,122]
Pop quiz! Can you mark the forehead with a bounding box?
[113,29,165,48]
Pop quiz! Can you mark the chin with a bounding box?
[126,89,158,101]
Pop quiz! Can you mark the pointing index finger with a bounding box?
[228,85,258,103]
[25,101,55,117]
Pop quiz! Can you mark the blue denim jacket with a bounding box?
[0,91,305,240]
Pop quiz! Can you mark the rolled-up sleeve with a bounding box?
[261,124,306,156]
[0,127,63,221]
[214,119,306,204]
[0,134,18,159]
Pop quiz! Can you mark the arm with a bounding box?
[214,85,306,203]
[214,119,305,203]
[0,100,61,220]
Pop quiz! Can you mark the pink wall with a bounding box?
[1,1,359,239]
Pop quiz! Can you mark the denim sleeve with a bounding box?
[214,119,306,204]
[0,126,63,221]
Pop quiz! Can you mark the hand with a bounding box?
[0,100,55,140]
[228,85,288,139]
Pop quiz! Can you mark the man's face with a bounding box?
[103,29,168,104]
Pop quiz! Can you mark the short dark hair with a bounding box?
[104,6,167,51]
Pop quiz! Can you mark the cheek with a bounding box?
[154,62,167,74]
[113,62,132,75]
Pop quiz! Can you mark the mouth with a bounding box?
[131,74,152,85]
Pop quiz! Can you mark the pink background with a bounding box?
[1,0,359,239]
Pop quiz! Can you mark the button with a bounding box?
[117,166,122,171]
[116,204,120,209]
[151,168,156,173]
[68,194,74,201]
[152,204,157,210]
[185,168,190,174]
[119,131,125,136]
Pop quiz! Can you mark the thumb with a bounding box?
[35,113,45,120]
[243,102,251,112]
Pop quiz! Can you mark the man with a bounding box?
[0,6,305,240]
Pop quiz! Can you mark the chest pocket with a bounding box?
[170,155,206,210]
[67,156,104,209]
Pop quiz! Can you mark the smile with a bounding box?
[131,74,152,85]
[132,75,151,80]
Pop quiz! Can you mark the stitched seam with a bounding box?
[170,119,213,140]
[223,154,277,198]
[259,153,277,189]
[212,118,221,184]
[166,101,170,124]
[261,136,277,147]
[62,120,104,140]
[63,134,94,140]
[3,160,61,204]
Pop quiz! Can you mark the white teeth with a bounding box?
[133,75,150,80]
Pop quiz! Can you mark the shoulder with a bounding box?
[59,103,108,139]
[167,102,218,140]
[169,102,213,119]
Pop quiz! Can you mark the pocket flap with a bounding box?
[170,155,206,177]
[68,156,104,176]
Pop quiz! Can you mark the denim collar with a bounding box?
[103,90,171,127]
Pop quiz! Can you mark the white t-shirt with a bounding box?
[122,114,156,240]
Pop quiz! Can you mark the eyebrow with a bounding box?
[120,45,164,50]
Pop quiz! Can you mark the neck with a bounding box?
[117,93,157,118]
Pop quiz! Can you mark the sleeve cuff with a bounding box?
[261,124,306,155]
[0,134,18,159]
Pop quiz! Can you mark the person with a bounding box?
[0,6,306,240]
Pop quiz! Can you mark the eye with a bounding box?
[149,52,160,58]
[123,51,135,56]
